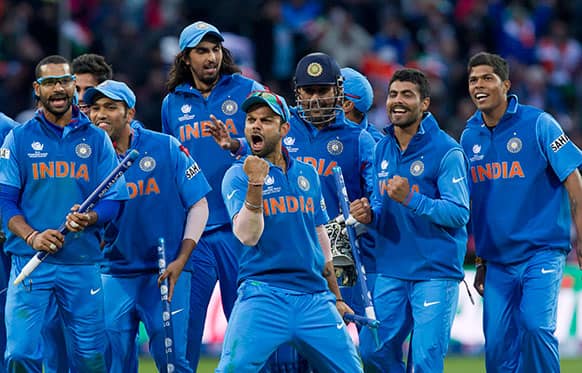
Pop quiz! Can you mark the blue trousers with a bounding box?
[102,271,192,373]
[187,226,239,371]
[5,256,106,373]
[360,276,459,373]
[216,280,362,373]
[483,249,564,373]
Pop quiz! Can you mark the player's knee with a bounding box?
[520,314,554,336]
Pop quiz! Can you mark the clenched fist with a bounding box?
[243,155,269,184]
[387,175,410,203]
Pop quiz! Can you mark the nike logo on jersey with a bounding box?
[171,308,184,316]
[541,268,556,274]
[423,300,440,307]
[336,322,344,330]
[227,190,238,200]
[90,288,101,295]
[452,176,465,183]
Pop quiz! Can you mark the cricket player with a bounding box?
[210,52,375,371]
[0,112,17,373]
[0,55,128,372]
[341,67,384,142]
[460,52,582,373]
[84,79,211,372]
[350,68,470,372]
[161,21,263,370]
[217,90,362,373]
[72,53,113,115]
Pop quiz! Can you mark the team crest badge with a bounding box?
[264,175,275,186]
[507,137,522,153]
[298,175,310,191]
[194,21,210,30]
[181,104,191,114]
[327,139,343,155]
[139,156,156,172]
[410,160,424,176]
[221,100,238,115]
[307,62,323,77]
[75,143,92,158]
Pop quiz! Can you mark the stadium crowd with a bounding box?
[0,0,580,138]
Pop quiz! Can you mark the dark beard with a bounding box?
[40,96,73,118]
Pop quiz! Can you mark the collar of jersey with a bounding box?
[35,105,89,138]
[467,94,519,129]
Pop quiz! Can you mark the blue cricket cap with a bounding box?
[295,52,341,87]
[341,67,373,113]
[179,21,224,51]
[84,80,136,109]
[242,91,291,123]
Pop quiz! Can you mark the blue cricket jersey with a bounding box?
[0,107,128,264]
[347,116,384,143]
[101,126,211,274]
[460,95,582,265]
[285,108,375,219]
[370,113,469,280]
[161,74,263,228]
[0,113,17,142]
[222,152,330,292]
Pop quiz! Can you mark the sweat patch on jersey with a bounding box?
[550,134,570,153]
[185,162,201,179]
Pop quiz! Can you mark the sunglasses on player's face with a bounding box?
[36,74,76,88]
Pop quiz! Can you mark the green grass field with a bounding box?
[137,356,582,372]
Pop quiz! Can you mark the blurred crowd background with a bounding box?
[1,0,581,140]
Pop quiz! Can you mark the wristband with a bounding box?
[336,298,346,304]
[244,200,262,211]
[248,181,264,187]
[26,231,39,247]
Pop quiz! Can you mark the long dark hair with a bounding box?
[166,41,241,92]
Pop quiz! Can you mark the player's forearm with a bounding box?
[233,183,264,246]
[323,260,342,300]
[7,215,35,241]
[233,208,263,246]
[176,198,209,264]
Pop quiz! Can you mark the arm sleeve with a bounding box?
[0,130,22,189]
[170,136,212,208]
[358,130,376,197]
[182,198,209,243]
[404,149,470,228]
[92,199,121,225]
[161,95,172,135]
[0,184,22,225]
[536,112,582,182]
[316,224,333,262]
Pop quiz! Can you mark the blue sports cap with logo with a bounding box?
[295,52,341,87]
[341,67,373,113]
[179,21,224,51]
[242,91,291,123]
[84,80,136,109]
